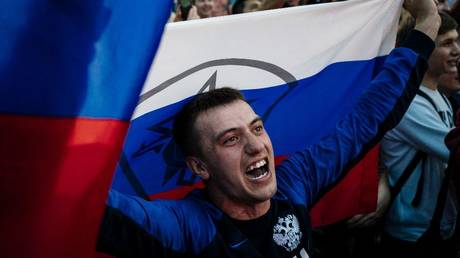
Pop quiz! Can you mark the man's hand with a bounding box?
[347,172,391,228]
[404,0,440,41]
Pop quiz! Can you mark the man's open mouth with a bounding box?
[246,159,269,180]
[448,59,458,69]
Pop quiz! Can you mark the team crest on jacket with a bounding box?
[273,214,302,252]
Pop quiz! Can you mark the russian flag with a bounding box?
[0,1,171,257]
[111,0,402,227]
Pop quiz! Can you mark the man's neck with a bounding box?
[207,189,271,220]
[422,72,439,90]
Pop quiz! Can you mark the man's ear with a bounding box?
[185,156,210,180]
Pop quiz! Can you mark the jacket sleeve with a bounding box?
[96,190,177,257]
[276,30,435,208]
[96,190,214,258]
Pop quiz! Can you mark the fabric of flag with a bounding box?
[111,0,402,227]
[0,1,171,257]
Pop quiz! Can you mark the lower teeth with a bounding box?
[253,171,267,179]
[248,168,268,179]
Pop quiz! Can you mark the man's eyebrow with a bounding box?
[250,116,263,126]
[215,127,238,142]
[214,116,262,141]
[440,37,455,43]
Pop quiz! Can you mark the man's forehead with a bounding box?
[437,29,459,42]
[194,100,258,132]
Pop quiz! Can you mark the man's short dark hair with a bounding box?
[172,87,245,156]
[438,11,458,36]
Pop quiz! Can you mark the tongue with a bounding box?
[248,167,265,178]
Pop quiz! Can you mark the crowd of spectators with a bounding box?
[169,0,346,22]
[168,0,460,23]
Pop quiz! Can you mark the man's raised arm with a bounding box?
[276,0,441,207]
[405,0,441,41]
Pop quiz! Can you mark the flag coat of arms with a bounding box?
[111,0,402,226]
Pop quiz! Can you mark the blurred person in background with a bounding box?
[232,0,263,13]
[381,11,459,258]
[195,0,216,18]
[281,0,345,8]
[443,59,460,256]
[450,0,460,22]
[231,0,284,14]
[438,68,460,121]
[173,0,216,22]
[282,0,302,7]
[439,0,453,12]
[213,0,231,16]
[231,0,340,14]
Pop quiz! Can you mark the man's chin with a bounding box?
[253,182,277,202]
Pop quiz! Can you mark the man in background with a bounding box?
[381,11,459,258]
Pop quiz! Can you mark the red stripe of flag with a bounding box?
[0,114,128,258]
[310,145,379,227]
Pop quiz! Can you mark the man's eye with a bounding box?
[224,136,238,145]
[254,125,264,133]
[442,41,453,47]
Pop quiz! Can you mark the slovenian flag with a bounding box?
[111,0,402,227]
[0,0,171,257]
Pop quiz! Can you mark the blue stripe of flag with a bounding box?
[0,0,172,120]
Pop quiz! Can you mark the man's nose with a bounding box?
[244,134,264,155]
[452,41,460,56]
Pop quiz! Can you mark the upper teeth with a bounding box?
[247,159,266,172]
